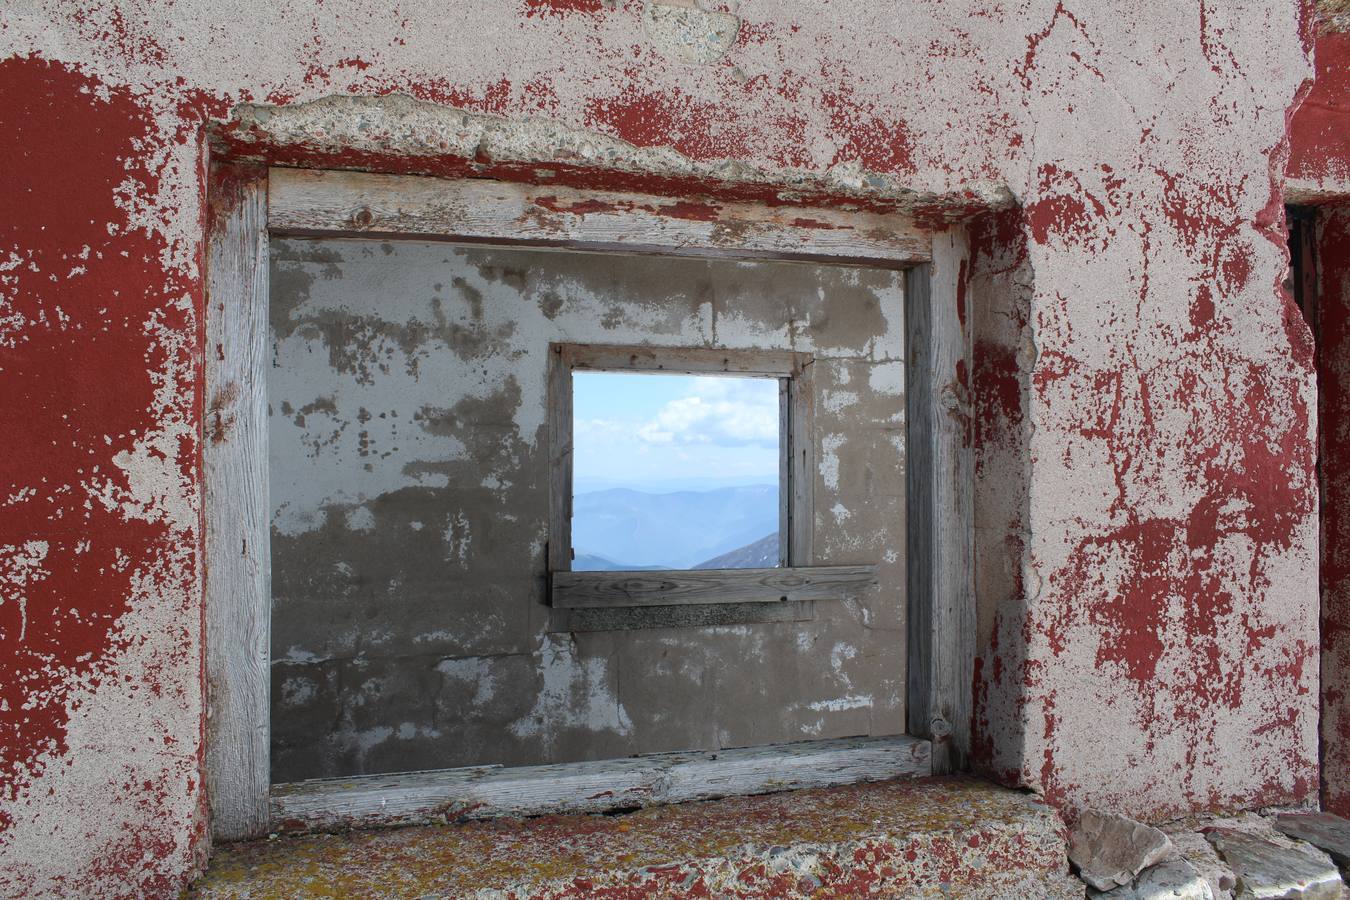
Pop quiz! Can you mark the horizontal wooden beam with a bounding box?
[271,734,931,832]
[548,599,814,632]
[551,565,877,609]
[558,342,809,378]
[267,167,930,265]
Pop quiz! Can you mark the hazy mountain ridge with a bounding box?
[692,533,780,569]
[572,484,778,570]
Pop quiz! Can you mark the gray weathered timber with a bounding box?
[270,734,931,831]
[905,228,976,775]
[547,599,814,632]
[788,359,817,566]
[267,167,931,265]
[778,377,791,568]
[560,342,809,378]
[204,163,272,842]
[551,565,877,609]
[547,344,574,574]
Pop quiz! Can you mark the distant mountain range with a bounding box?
[692,533,780,569]
[572,485,779,570]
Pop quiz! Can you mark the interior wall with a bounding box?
[0,1,1326,893]
[268,237,906,782]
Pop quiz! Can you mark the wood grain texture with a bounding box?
[779,377,791,568]
[905,231,975,775]
[562,342,808,377]
[547,344,574,573]
[547,599,814,633]
[267,167,930,266]
[789,360,817,566]
[270,734,932,831]
[552,565,877,609]
[204,162,272,842]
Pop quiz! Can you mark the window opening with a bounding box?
[571,371,782,571]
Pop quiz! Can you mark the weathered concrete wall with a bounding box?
[0,0,1329,893]
[268,237,905,781]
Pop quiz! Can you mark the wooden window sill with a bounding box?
[270,734,930,833]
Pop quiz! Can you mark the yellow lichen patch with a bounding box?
[191,778,1075,898]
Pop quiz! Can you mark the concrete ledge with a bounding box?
[195,777,1081,898]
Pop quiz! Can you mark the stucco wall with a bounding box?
[267,236,906,781]
[0,1,1331,894]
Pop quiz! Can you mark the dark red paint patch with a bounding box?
[0,56,202,886]
[520,0,610,17]
[1318,208,1350,816]
[1025,164,1109,250]
[1288,32,1350,185]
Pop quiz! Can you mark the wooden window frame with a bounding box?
[203,162,972,842]
[546,342,877,618]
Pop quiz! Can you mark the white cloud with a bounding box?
[635,376,779,448]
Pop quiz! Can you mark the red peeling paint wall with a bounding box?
[1288,24,1350,821]
[1319,207,1350,818]
[0,1,1330,893]
[1289,32,1350,196]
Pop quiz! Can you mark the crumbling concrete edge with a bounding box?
[215,92,1015,219]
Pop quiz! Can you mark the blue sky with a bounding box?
[573,372,781,494]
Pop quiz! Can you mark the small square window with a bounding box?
[548,343,876,622]
[571,371,783,572]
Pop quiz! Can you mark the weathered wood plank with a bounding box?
[267,167,931,265]
[778,377,791,568]
[562,342,808,377]
[905,231,975,775]
[204,162,272,842]
[547,599,814,632]
[552,565,876,609]
[271,734,932,831]
[547,345,574,573]
[788,360,816,566]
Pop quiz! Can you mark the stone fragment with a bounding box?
[1164,826,1237,899]
[1070,810,1174,891]
[1274,813,1350,872]
[1204,828,1343,899]
[1092,858,1215,899]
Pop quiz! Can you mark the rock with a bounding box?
[1164,826,1237,899]
[1092,859,1216,899]
[1070,810,1174,891]
[1204,828,1343,899]
[1274,813,1350,873]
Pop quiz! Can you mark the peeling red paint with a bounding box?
[1319,207,1350,817]
[0,55,206,893]
[1288,32,1350,188]
[521,0,611,18]
[1025,164,1109,250]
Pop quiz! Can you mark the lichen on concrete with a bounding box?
[192,777,1082,898]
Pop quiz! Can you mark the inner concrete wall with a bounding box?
[268,237,906,782]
